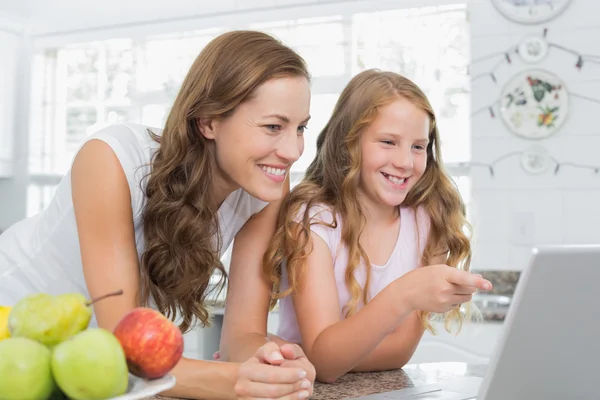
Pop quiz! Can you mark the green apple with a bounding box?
[0,337,55,400]
[51,328,129,400]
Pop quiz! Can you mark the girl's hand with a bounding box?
[235,342,314,399]
[396,265,492,314]
[279,344,316,396]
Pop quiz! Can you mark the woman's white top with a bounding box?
[0,123,268,326]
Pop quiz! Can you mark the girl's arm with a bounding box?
[72,140,307,400]
[349,254,447,372]
[350,311,424,373]
[219,178,288,363]
[291,232,412,383]
[293,234,489,383]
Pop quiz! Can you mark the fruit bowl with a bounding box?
[108,373,176,400]
[1,292,183,400]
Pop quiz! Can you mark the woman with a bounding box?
[0,30,315,399]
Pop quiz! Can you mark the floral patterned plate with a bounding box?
[499,69,569,140]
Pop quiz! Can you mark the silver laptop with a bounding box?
[353,245,600,400]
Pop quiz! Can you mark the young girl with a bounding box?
[262,69,492,383]
[0,31,315,399]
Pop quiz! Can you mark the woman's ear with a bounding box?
[198,117,216,140]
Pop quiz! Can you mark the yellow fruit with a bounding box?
[0,306,12,341]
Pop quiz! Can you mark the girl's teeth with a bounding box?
[385,173,405,185]
[261,166,286,176]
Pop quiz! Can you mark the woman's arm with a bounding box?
[219,178,289,363]
[71,139,142,331]
[218,176,316,397]
[169,347,309,400]
[72,140,307,400]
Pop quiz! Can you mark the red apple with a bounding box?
[113,308,184,379]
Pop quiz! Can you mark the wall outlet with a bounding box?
[511,212,534,245]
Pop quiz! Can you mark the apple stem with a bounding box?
[86,289,124,306]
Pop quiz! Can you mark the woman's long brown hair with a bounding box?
[140,30,310,333]
[263,69,473,334]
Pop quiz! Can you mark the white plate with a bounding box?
[109,374,176,400]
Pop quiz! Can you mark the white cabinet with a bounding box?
[408,320,504,365]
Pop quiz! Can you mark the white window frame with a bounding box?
[28,0,471,201]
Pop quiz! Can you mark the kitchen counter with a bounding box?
[144,362,486,400]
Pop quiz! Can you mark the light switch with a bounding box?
[511,212,534,245]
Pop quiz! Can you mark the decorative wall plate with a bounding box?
[492,0,572,24]
[520,145,552,175]
[499,69,569,140]
[518,36,549,64]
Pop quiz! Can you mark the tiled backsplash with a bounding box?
[475,270,521,296]
[471,270,521,322]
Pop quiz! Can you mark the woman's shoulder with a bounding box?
[80,123,162,221]
[82,122,162,181]
[86,123,162,152]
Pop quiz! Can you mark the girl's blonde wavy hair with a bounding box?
[263,69,474,334]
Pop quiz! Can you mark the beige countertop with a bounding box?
[144,362,486,400]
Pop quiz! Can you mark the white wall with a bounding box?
[0,12,30,231]
[468,0,600,272]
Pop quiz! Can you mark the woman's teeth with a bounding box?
[261,166,286,176]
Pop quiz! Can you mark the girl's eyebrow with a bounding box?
[377,132,429,142]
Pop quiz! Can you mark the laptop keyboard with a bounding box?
[382,389,476,399]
